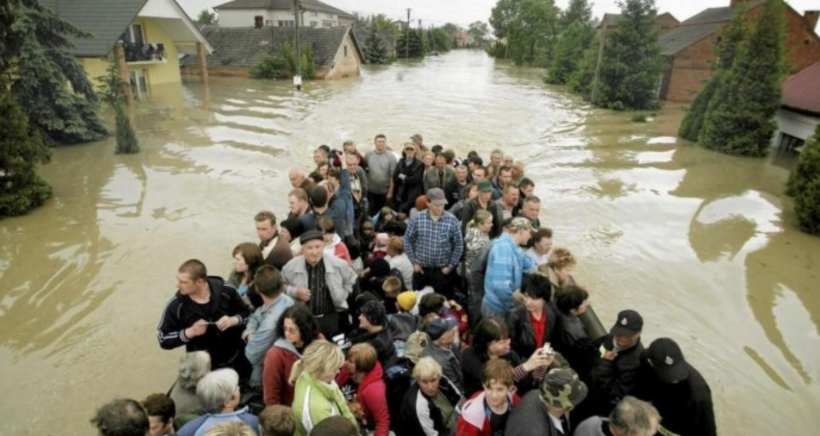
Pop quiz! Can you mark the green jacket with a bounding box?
[292,371,357,436]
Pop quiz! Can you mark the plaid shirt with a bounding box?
[404,210,464,269]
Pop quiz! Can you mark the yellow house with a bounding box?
[42,0,213,99]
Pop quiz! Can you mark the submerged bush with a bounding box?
[786,125,820,235]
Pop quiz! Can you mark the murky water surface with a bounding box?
[1,50,818,435]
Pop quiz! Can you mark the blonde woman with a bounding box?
[546,247,577,295]
[290,340,357,436]
[400,357,463,436]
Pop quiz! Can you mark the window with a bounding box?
[278,20,295,27]
[311,21,318,28]
[123,23,145,45]
[265,20,274,26]
[779,133,804,152]
[322,20,333,28]
[129,70,149,100]
[344,45,348,57]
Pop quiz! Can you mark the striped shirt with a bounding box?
[306,260,333,316]
[404,210,464,269]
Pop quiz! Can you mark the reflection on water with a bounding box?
[0,50,819,435]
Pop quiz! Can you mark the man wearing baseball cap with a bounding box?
[460,180,505,238]
[634,338,716,436]
[482,217,538,318]
[404,188,464,298]
[589,310,646,417]
[421,317,464,393]
[506,367,589,436]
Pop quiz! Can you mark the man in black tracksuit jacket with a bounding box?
[157,260,251,379]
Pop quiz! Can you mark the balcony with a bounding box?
[124,42,167,64]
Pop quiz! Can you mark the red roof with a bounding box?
[782,61,820,115]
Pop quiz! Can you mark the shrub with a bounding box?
[786,125,820,235]
[114,105,139,154]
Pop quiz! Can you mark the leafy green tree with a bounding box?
[786,125,820,235]
[567,35,599,96]
[442,23,462,36]
[249,42,316,79]
[364,23,390,64]
[699,0,785,157]
[678,13,747,142]
[468,21,490,47]
[490,0,522,39]
[1,0,106,145]
[592,0,665,110]
[0,76,53,218]
[559,0,593,30]
[397,28,427,58]
[196,9,217,25]
[547,20,595,84]
[429,28,453,52]
[507,0,559,67]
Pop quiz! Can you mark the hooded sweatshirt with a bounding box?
[336,362,390,436]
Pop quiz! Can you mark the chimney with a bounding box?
[805,11,819,30]
[730,0,754,8]
[254,15,263,29]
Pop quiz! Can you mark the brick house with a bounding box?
[596,12,680,34]
[775,60,820,151]
[659,0,820,102]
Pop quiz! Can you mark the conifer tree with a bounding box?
[567,34,599,97]
[547,20,595,85]
[699,0,785,157]
[592,0,665,110]
[559,0,593,30]
[678,12,747,142]
[98,58,139,154]
[2,0,106,145]
[0,76,53,218]
[364,23,389,64]
[786,125,820,235]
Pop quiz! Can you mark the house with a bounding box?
[659,0,820,102]
[41,0,212,100]
[774,61,820,152]
[181,26,363,79]
[596,12,680,34]
[214,0,355,29]
[453,31,475,49]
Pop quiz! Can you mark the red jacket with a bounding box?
[456,390,520,436]
[262,339,300,406]
[336,362,390,436]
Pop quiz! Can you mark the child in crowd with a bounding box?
[456,359,520,436]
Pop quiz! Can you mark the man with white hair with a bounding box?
[289,168,315,192]
[574,396,661,436]
[176,368,259,436]
[282,230,357,338]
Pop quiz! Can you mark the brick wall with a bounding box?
[663,5,820,102]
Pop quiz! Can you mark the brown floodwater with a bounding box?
[0,50,818,435]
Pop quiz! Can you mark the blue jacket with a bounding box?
[244,293,295,386]
[177,406,260,436]
[329,168,355,237]
[483,234,535,315]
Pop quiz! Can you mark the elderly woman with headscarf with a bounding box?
[170,351,212,419]
[176,368,259,436]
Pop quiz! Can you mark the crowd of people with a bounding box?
[91,134,716,436]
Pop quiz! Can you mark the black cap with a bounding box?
[299,230,324,245]
[610,309,643,336]
[647,338,689,383]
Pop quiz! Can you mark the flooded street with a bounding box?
[1,50,818,435]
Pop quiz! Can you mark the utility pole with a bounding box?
[293,0,302,91]
[405,8,411,59]
[591,21,607,104]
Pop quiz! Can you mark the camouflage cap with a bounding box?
[539,368,588,410]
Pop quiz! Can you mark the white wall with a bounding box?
[217,8,339,27]
[775,108,820,142]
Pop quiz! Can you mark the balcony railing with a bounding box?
[124,42,166,63]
